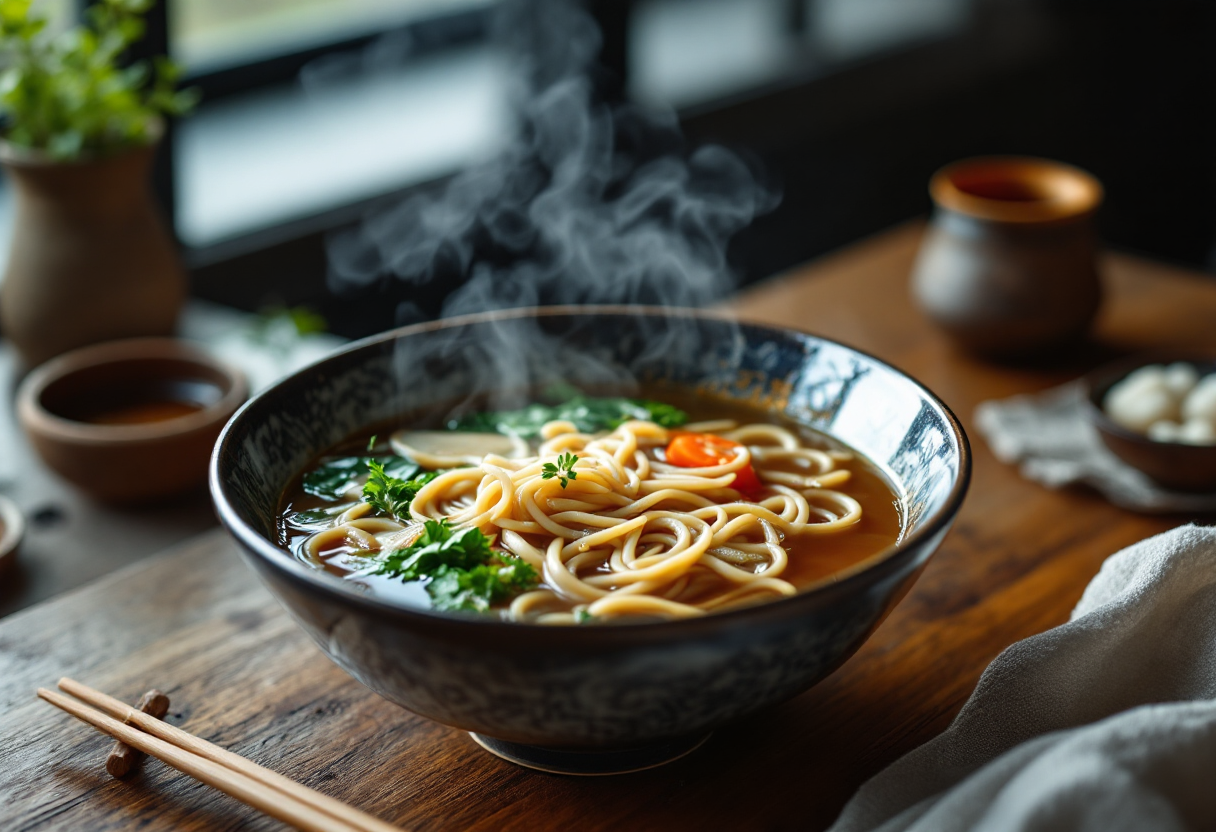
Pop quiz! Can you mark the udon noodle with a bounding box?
[288,408,893,624]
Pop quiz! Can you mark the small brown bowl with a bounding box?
[17,338,248,503]
[1083,354,1216,493]
[0,495,23,577]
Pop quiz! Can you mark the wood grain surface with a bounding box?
[3,222,1215,831]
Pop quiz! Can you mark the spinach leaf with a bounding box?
[449,395,687,438]
[427,557,538,613]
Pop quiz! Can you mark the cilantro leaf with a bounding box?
[369,519,492,582]
[302,455,419,501]
[540,452,580,488]
[362,461,439,522]
[368,519,539,613]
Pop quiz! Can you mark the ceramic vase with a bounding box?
[0,137,185,370]
[911,157,1104,359]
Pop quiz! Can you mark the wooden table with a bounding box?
[3,223,1214,831]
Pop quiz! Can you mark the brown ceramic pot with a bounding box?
[0,132,186,370]
[911,157,1104,359]
[17,338,247,504]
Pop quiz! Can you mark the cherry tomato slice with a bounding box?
[665,433,764,499]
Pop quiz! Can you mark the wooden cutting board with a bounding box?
[2,224,1213,831]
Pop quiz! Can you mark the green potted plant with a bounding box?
[0,0,197,369]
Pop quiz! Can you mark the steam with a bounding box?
[324,0,780,414]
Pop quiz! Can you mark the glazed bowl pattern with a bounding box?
[211,307,970,749]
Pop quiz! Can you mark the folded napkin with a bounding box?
[975,382,1216,513]
[829,524,1216,832]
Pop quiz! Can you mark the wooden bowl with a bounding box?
[0,495,23,577]
[1083,354,1216,493]
[17,338,248,503]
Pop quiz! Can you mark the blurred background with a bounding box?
[3,0,1212,337]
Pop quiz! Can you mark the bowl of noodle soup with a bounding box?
[211,306,969,772]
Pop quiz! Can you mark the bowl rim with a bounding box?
[1082,353,1216,450]
[0,494,23,570]
[930,155,1103,224]
[210,305,972,634]
[16,337,249,444]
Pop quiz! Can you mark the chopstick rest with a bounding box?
[39,679,403,832]
[106,688,170,778]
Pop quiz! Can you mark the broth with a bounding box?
[278,391,904,623]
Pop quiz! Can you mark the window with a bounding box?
[175,0,491,72]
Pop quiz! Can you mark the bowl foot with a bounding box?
[468,731,712,776]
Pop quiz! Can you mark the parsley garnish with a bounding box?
[362,460,440,522]
[366,434,378,452]
[541,452,579,488]
[368,519,539,613]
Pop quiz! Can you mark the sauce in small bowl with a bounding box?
[18,339,248,503]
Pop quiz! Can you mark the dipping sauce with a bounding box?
[83,399,204,426]
[48,379,220,427]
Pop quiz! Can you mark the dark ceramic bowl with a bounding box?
[1084,354,1216,493]
[211,307,970,770]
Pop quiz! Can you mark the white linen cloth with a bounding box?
[974,382,1216,513]
[828,524,1216,832]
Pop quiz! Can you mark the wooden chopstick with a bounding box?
[57,677,401,832]
[41,680,402,832]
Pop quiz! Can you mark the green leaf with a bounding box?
[361,460,438,522]
[449,394,687,438]
[0,0,196,159]
[427,558,537,613]
[366,519,539,613]
[287,505,350,529]
[540,452,579,488]
[301,455,419,501]
[370,520,489,582]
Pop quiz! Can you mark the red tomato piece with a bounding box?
[665,433,764,499]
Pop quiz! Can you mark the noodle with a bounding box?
[296,417,868,623]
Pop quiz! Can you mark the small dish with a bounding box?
[211,307,971,771]
[0,495,23,576]
[17,338,248,503]
[1083,354,1216,493]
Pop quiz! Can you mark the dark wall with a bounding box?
[193,0,1216,338]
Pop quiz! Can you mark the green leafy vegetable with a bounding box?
[449,395,687,438]
[287,505,350,528]
[427,558,539,613]
[541,452,579,489]
[366,434,378,452]
[302,456,419,501]
[369,519,488,581]
[0,0,198,160]
[361,460,439,522]
[575,609,595,624]
[368,519,539,613]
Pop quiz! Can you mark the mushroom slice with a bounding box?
[390,430,527,468]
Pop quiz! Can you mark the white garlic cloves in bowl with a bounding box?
[1086,356,1216,492]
